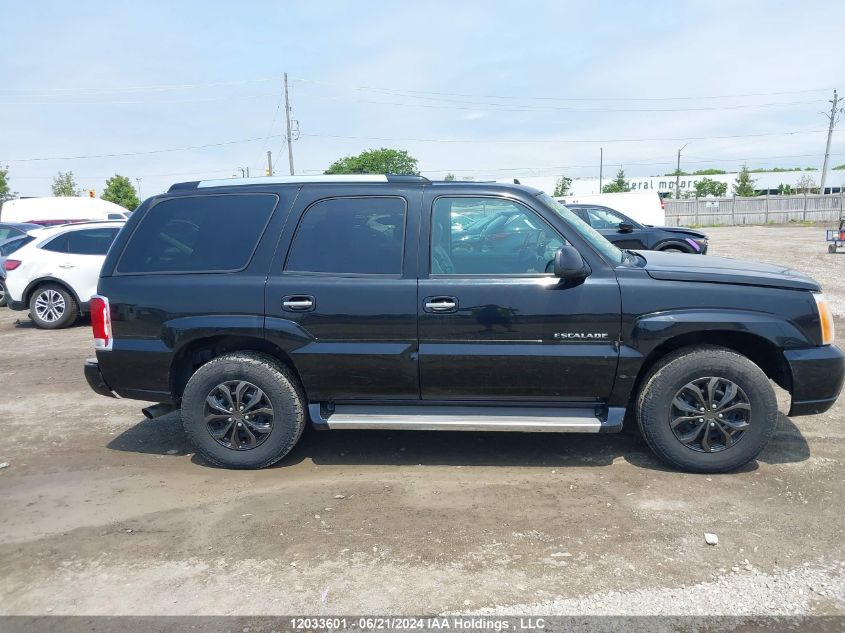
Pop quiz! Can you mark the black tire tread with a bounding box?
[636,345,778,473]
[181,352,306,469]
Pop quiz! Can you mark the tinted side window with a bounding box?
[431,197,564,275]
[0,235,33,256]
[117,194,277,274]
[583,206,626,229]
[0,228,21,241]
[41,233,70,253]
[285,197,406,275]
[66,228,120,255]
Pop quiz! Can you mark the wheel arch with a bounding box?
[628,330,792,408]
[169,334,305,404]
[654,239,694,253]
[22,277,84,315]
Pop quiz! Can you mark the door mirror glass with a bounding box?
[618,222,635,233]
[553,246,590,279]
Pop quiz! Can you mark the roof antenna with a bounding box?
[513,178,521,185]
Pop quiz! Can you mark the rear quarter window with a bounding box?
[116,194,278,274]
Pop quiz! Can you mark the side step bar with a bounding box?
[309,404,624,434]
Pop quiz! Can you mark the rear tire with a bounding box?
[181,352,306,469]
[637,346,778,473]
[28,284,78,329]
[0,280,7,308]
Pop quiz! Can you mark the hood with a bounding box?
[643,225,708,239]
[655,226,708,239]
[639,250,820,291]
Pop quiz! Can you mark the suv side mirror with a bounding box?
[553,246,590,279]
[618,222,634,233]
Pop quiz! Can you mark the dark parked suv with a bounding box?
[566,204,709,254]
[85,175,844,472]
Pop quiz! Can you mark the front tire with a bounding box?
[637,346,778,473]
[0,280,7,308]
[181,352,306,469]
[29,284,78,329]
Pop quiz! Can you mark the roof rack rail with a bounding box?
[170,174,431,191]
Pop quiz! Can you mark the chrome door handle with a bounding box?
[58,264,75,269]
[283,299,313,309]
[425,301,456,311]
[282,295,315,311]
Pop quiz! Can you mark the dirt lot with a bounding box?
[1,225,844,616]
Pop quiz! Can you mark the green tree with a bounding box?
[832,164,845,171]
[52,171,79,197]
[777,183,795,195]
[664,169,688,177]
[101,174,140,210]
[324,148,419,175]
[731,164,757,197]
[693,177,728,198]
[0,166,15,202]
[692,168,726,175]
[443,173,456,181]
[602,168,630,193]
[552,175,572,197]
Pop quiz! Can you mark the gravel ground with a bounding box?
[0,224,843,617]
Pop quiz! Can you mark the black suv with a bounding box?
[85,175,844,473]
[565,203,709,254]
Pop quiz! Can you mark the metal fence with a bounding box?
[665,193,845,226]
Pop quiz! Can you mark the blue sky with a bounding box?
[1,0,843,197]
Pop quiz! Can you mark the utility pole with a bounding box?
[266,150,273,177]
[598,147,603,193]
[284,72,294,175]
[675,143,689,199]
[819,89,842,196]
[135,177,142,198]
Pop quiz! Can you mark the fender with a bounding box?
[609,308,812,406]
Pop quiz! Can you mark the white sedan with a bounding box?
[3,221,125,329]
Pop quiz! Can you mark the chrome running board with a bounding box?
[309,404,624,434]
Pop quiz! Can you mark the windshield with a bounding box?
[535,193,624,265]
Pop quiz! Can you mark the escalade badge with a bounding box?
[554,332,609,340]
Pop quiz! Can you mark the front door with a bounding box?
[578,206,648,250]
[264,189,421,401]
[419,195,621,402]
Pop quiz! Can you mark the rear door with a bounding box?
[42,227,121,306]
[264,186,422,401]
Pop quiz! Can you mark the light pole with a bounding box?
[675,143,690,199]
[135,177,142,198]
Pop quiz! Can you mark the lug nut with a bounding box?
[711,404,717,409]
[699,407,705,412]
[710,422,716,427]
[699,418,704,422]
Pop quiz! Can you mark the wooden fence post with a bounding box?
[765,194,769,224]
[731,196,736,225]
[803,193,808,222]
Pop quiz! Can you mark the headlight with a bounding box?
[813,292,835,345]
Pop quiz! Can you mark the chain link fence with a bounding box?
[665,193,844,226]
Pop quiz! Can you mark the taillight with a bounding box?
[90,295,113,351]
[3,259,21,272]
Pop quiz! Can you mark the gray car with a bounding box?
[0,231,40,307]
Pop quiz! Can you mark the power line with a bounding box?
[299,128,827,145]
[291,77,831,103]
[1,128,832,164]
[307,93,823,114]
[2,134,283,162]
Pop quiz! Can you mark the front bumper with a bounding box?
[785,345,845,416]
[84,358,118,399]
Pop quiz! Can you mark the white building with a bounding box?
[516,169,844,198]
